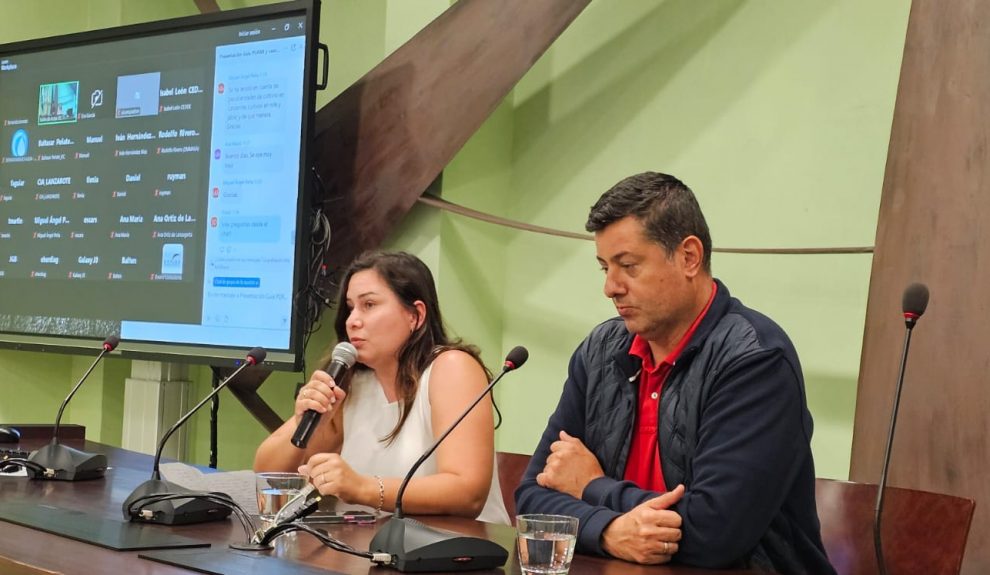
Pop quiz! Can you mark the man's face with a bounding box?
[594,216,697,342]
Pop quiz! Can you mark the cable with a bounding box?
[490,390,502,430]
[1,458,48,476]
[293,166,336,379]
[259,521,391,564]
[247,486,380,561]
[417,194,876,255]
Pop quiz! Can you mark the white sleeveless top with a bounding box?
[337,363,510,524]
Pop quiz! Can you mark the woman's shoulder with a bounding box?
[430,349,484,373]
[427,349,487,391]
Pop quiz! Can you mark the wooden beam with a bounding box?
[312,0,590,273]
[193,0,220,14]
[227,0,588,426]
[850,1,990,572]
[214,365,283,433]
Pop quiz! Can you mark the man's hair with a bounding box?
[585,171,712,272]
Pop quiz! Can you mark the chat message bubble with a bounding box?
[217,216,281,243]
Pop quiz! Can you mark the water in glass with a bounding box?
[517,530,577,574]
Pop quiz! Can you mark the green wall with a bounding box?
[0,0,910,479]
[493,0,909,480]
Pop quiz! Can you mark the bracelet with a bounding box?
[373,475,385,515]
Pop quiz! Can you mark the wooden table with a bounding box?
[0,439,749,574]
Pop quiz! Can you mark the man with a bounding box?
[515,172,834,573]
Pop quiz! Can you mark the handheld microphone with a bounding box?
[874,283,929,575]
[291,342,358,448]
[28,335,119,481]
[122,347,266,525]
[369,346,528,572]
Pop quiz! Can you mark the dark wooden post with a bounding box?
[851,2,990,572]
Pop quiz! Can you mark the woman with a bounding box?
[255,251,509,523]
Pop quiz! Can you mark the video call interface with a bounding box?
[0,14,308,351]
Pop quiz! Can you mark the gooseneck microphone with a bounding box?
[874,283,929,575]
[122,347,266,525]
[28,335,120,481]
[291,341,358,448]
[369,345,529,572]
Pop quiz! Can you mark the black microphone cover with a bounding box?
[902,283,930,317]
[103,335,120,351]
[504,346,529,371]
[246,346,267,365]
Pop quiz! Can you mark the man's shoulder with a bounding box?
[584,317,634,348]
[567,318,635,368]
[708,294,798,360]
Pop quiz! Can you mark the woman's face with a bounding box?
[344,269,423,369]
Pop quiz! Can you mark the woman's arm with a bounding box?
[303,350,496,517]
[253,368,347,472]
[398,349,495,516]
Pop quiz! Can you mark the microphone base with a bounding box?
[229,542,273,551]
[122,478,233,525]
[28,441,107,481]
[369,516,508,572]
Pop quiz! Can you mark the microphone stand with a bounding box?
[369,353,525,572]
[29,338,118,481]
[873,323,916,575]
[873,292,925,575]
[122,349,264,525]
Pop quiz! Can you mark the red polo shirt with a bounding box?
[623,282,716,492]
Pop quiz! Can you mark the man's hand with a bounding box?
[536,430,604,499]
[601,484,685,564]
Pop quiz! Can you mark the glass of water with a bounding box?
[255,472,308,529]
[516,514,579,575]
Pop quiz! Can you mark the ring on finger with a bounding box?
[663,541,669,554]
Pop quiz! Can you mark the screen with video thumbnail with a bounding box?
[0,1,321,369]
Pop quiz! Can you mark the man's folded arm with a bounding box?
[515,345,622,555]
[582,474,664,511]
[670,350,810,568]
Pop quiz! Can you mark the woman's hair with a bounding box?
[330,250,490,443]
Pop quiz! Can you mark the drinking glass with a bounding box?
[255,472,308,529]
[516,514,579,575]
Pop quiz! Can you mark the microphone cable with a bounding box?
[259,520,391,564]
[248,492,390,563]
[0,457,47,476]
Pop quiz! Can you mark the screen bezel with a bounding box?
[0,0,322,370]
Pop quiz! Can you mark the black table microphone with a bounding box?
[122,347,266,525]
[874,283,929,575]
[28,335,119,481]
[292,342,358,448]
[369,346,528,572]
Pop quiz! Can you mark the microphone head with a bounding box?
[902,282,930,325]
[332,341,359,367]
[503,346,529,371]
[246,347,267,365]
[103,335,120,352]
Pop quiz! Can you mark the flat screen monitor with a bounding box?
[0,1,322,370]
